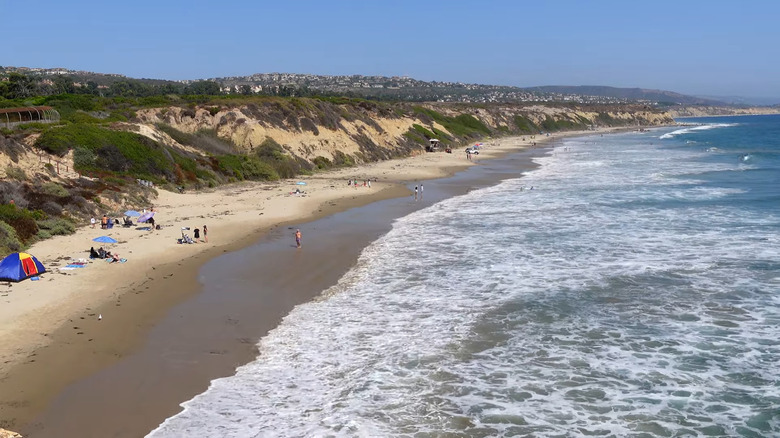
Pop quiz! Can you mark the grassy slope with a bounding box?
[0,95,672,256]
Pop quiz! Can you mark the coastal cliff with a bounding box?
[130,100,674,167]
[667,106,780,118]
[0,99,673,255]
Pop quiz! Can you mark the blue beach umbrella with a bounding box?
[92,236,118,243]
[124,210,141,217]
[296,181,307,185]
[138,211,155,223]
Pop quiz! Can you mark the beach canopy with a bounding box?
[124,210,141,217]
[138,211,155,223]
[93,236,118,243]
[0,252,46,282]
[296,181,307,185]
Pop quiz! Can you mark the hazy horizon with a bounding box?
[2,0,778,101]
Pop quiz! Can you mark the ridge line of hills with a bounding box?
[3,66,769,107]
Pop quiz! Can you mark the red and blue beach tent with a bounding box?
[0,252,46,282]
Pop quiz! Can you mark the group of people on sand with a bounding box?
[93,214,118,229]
[347,179,371,188]
[90,207,158,231]
[179,225,208,244]
[89,246,123,263]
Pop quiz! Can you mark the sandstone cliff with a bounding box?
[131,99,675,167]
[0,99,674,254]
[667,106,780,118]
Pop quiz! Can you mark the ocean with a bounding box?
[148,115,780,437]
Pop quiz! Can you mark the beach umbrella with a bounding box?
[124,210,141,217]
[92,236,118,243]
[138,211,155,223]
[296,181,307,185]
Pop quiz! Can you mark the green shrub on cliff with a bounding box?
[0,220,23,255]
[452,114,490,135]
[513,115,538,133]
[312,156,332,170]
[67,111,102,124]
[540,116,588,132]
[403,129,427,145]
[412,124,436,139]
[156,124,237,155]
[35,124,176,180]
[36,216,76,237]
[597,112,618,125]
[431,128,452,144]
[5,166,27,181]
[254,137,312,179]
[0,202,79,256]
[217,154,278,181]
[412,106,491,138]
[332,150,355,167]
[39,182,69,197]
[0,204,41,242]
[411,123,452,144]
[73,147,98,169]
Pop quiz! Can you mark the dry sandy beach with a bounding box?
[0,130,615,436]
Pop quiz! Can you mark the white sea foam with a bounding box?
[148,131,780,437]
[659,123,738,139]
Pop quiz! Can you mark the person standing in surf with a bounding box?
[295,229,302,248]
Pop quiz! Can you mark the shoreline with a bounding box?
[0,127,646,435]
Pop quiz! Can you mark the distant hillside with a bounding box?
[2,66,717,106]
[695,95,780,106]
[524,86,726,106]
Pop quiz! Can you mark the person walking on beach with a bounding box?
[101,214,108,229]
[419,183,424,200]
[295,229,302,248]
[90,217,96,229]
[203,225,208,243]
[414,185,418,202]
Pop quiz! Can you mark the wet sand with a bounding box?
[20,142,551,438]
[0,130,629,437]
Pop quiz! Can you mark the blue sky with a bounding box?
[2,0,778,99]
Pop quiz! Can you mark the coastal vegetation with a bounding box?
[0,73,675,256]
